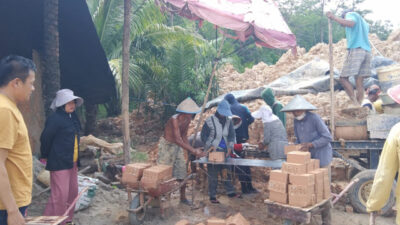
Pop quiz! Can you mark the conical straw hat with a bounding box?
[388,85,400,104]
[280,95,317,112]
[176,97,201,114]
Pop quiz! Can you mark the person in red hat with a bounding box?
[367,84,400,224]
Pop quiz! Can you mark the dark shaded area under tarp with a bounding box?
[0,0,116,104]
[206,56,396,109]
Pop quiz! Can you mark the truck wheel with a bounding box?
[129,194,147,225]
[349,169,395,216]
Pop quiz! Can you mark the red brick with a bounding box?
[268,180,287,193]
[141,165,173,190]
[287,151,311,164]
[282,162,307,174]
[226,213,250,225]
[207,218,226,225]
[318,168,329,177]
[289,174,315,186]
[288,192,313,208]
[269,191,288,204]
[208,152,225,162]
[270,170,288,184]
[175,219,190,225]
[284,145,302,155]
[323,177,331,199]
[122,163,151,185]
[288,184,315,196]
[309,170,324,203]
[311,159,320,170]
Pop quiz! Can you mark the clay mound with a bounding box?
[218,30,400,93]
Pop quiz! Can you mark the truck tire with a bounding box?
[349,169,395,216]
[129,194,146,225]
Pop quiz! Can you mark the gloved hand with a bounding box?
[241,143,251,150]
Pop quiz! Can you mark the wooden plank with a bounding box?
[26,216,68,225]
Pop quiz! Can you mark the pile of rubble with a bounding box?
[218,30,400,93]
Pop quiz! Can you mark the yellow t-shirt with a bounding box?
[0,94,32,209]
[73,135,78,162]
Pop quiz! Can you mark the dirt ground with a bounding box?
[29,172,397,225]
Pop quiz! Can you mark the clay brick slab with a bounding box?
[208,152,225,162]
[226,213,250,225]
[282,162,307,174]
[306,162,314,173]
[122,163,151,185]
[284,145,302,155]
[289,174,315,186]
[311,159,320,170]
[140,177,159,190]
[270,170,288,184]
[323,177,331,199]
[287,151,311,164]
[288,193,313,208]
[196,223,205,225]
[309,169,324,202]
[288,184,315,195]
[176,219,190,225]
[318,168,329,177]
[207,218,226,225]
[269,191,288,204]
[143,165,173,182]
[268,180,287,193]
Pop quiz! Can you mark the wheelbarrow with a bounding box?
[126,173,195,225]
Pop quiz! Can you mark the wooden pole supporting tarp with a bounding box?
[328,18,335,138]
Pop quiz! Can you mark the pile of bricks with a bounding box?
[268,145,331,208]
[121,163,151,187]
[139,164,173,190]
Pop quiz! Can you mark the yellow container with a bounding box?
[377,65,400,92]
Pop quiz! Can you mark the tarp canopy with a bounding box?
[0,0,116,104]
[162,0,296,50]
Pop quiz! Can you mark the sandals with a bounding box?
[209,197,220,204]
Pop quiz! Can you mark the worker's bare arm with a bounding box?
[0,148,25,225]
[171,118,204,157]
[326,12,355,27]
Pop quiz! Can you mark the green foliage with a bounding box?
[369,20,393,40]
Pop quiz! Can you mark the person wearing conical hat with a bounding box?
[157,97,205,205]
[281,95,333,224]
[367,84,400,224]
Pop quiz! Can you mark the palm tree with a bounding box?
[42,0,61,117]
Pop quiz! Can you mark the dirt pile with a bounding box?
[218,30,400,93]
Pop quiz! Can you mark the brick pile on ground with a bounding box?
[268,146,330,208]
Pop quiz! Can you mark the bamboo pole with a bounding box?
[328,18,335,138]
[191,35,226,146]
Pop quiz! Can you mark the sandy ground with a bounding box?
[29,179,396,225]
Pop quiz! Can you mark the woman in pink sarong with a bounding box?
[40,89,83,225]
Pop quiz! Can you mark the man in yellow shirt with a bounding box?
[0,55,36,225]
[367,84,400,224]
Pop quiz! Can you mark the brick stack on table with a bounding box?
[208,151,225,162]
[121,163,173,190]
[268,145,331,208]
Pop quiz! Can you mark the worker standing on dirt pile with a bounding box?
[367,84,400,224]
[201,100,241,204]
[361,84,381,114]
[40,89,84,225]
[0,55,36,225]
[261,88,286,127]
[252,105,288,160]
[224,94,258,194]
[281,95,333,225]
[157,97,206,205]
[326,10,371,105]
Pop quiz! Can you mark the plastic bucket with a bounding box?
[377,64,400,92]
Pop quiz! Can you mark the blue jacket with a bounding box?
[224,94,254,142]
[40,109,81,171]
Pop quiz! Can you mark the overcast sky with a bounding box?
[359,0,399,27]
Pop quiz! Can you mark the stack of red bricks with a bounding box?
[140,164,173,190]
[121,163,151,188]
[121,163,173,190]
[268,145,331,208]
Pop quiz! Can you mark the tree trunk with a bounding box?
[122,0,131,164]
[42,0,61,117]
[84,102,98,135]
